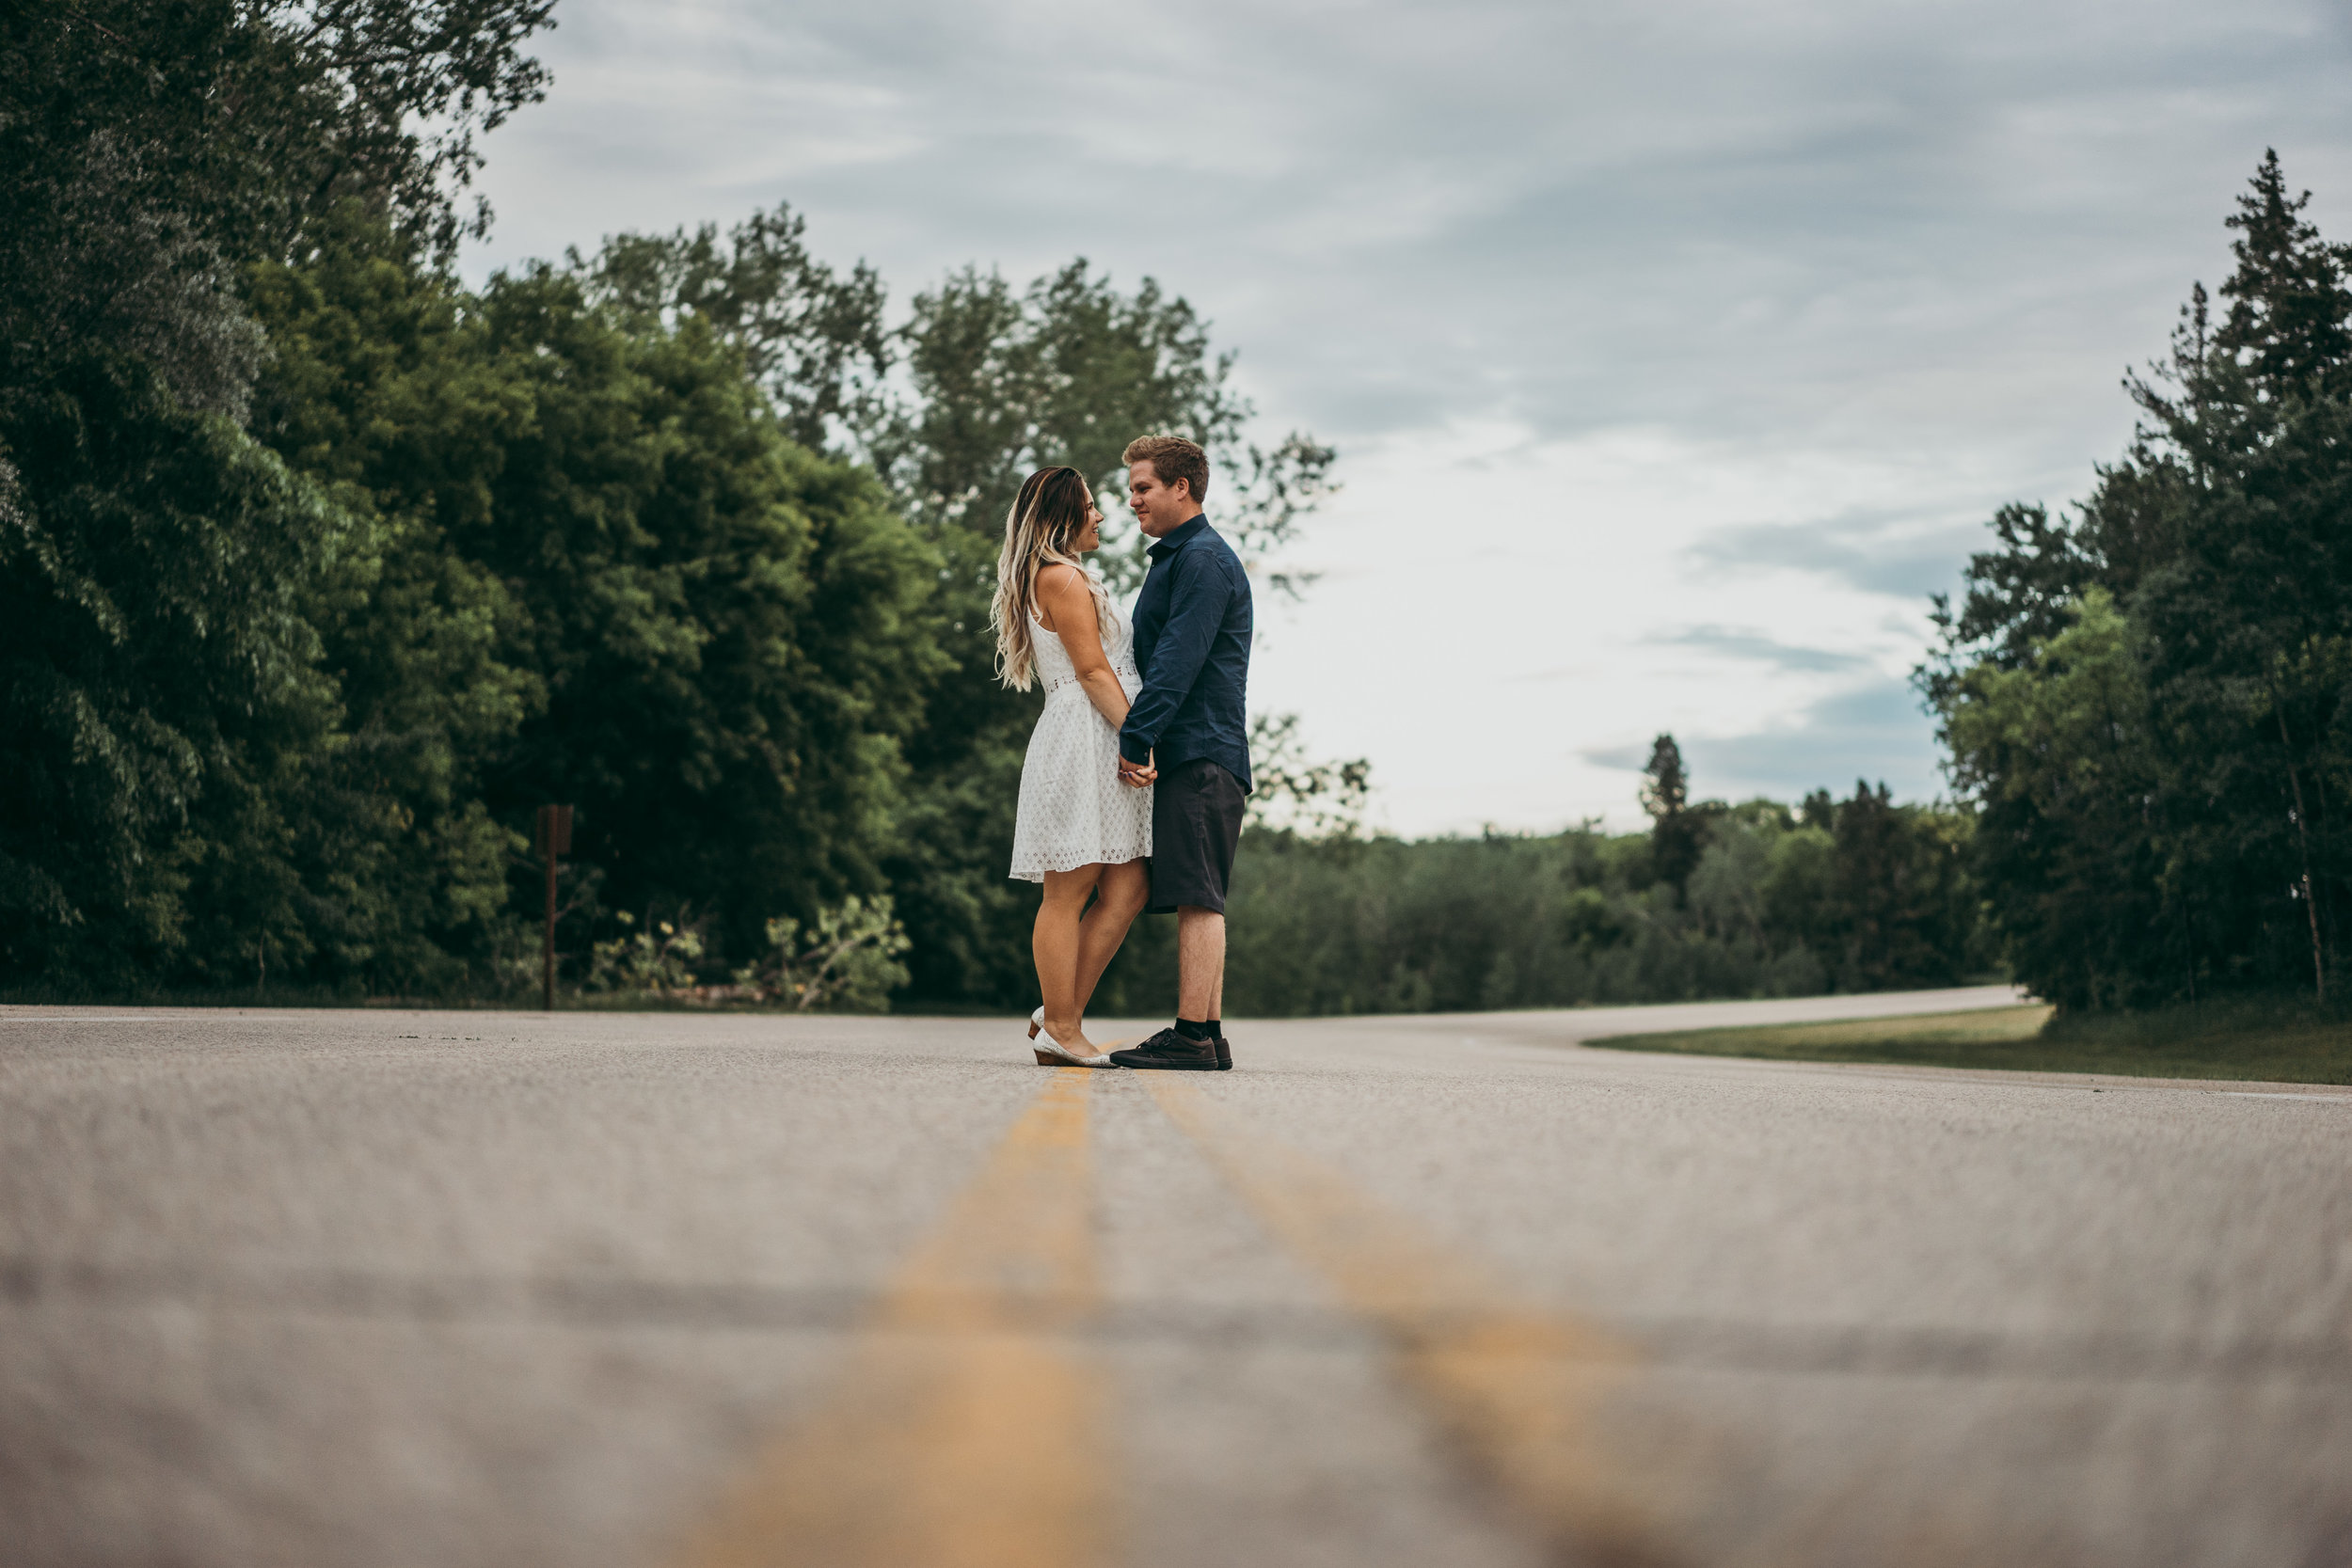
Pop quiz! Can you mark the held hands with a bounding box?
[1118,751,1158,789]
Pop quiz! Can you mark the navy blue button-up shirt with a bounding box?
[1119,515,1253,790]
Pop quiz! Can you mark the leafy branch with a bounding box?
[733,895,912,1012]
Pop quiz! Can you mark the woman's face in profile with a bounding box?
[1073,488,1104,552]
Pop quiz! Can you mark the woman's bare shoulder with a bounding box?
[1035,562,1089,596]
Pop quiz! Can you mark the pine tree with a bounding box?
[2213,149,2352,403]
[1923,152,2352,1008]
[1641,734,1705,896]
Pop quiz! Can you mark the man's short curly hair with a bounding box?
[1122,435,1211,505]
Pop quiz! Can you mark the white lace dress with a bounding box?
[1009,588,1153,880]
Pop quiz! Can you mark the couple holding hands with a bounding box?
[993,436,1250,1071]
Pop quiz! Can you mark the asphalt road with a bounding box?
[4,987,2347,1568]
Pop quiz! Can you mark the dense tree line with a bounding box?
[3,1,558,989]
[1923,154,2352,1014]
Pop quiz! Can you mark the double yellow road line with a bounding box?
[674,1067,1680,1568]
[1145,1077,1680,1568]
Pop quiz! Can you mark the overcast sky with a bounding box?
[462,0,2352,834]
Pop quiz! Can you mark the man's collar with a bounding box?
[1147,514,1210,559]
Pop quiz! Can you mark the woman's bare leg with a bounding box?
[1073,859,1151,1018]
[1035,864,1104,1043]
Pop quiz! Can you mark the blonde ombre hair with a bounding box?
[991,466,1107,690]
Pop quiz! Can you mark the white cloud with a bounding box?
[465,0,2352,832]
[1244,420,1992,832]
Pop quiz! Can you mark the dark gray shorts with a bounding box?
[1149,759,1246,914]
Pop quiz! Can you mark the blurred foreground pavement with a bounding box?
[4,987,2347,1568]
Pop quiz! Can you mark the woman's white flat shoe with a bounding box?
[1033,1035,1113,1068]
[1028,1007,1109,1066]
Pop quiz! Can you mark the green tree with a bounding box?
[248,218,948,978]
[1939,593,2167,1007]
[866,261,1336,1006]
[572,207,890,454]
[552,230,1341,1006]
[0,358,348,984]
[244,209,544,987]
[1824,782,1976,991]
[1246,714,1373,836]
[867,261,1335,582]
[1641,733,1705,897]
[1923,151,2352,1009]
[0,0,552,990]
[471,263,946,962]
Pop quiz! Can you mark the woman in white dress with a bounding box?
[993,466,1154,1067]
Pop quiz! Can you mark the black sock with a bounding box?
[1174,1017,1215,1043]
[1206,1019,1222,1039]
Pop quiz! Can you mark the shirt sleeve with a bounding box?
[1119,550,1232,765]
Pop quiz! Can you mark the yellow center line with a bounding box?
[1142,1074,1690,1568]
[672,1068,1108,1568]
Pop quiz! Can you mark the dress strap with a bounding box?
[1031,560,1107,637]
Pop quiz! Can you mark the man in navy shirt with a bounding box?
[1109,436,1251,1071]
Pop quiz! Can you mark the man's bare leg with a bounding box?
[1176,905,1225,1021]
[1106,903,1226,1069]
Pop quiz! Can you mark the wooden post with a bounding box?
[535,804,573,1011]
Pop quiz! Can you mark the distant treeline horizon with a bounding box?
[1086,740,1992,1020]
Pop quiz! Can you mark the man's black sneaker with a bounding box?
[1215,1034,1232,1070]
[1108,1028,1221,1070]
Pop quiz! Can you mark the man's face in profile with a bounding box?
[1129,461,1194,537]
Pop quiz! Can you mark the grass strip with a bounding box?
[1588,1004,2352,1085]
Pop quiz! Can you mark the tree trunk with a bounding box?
[2279,711,2326,1003]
